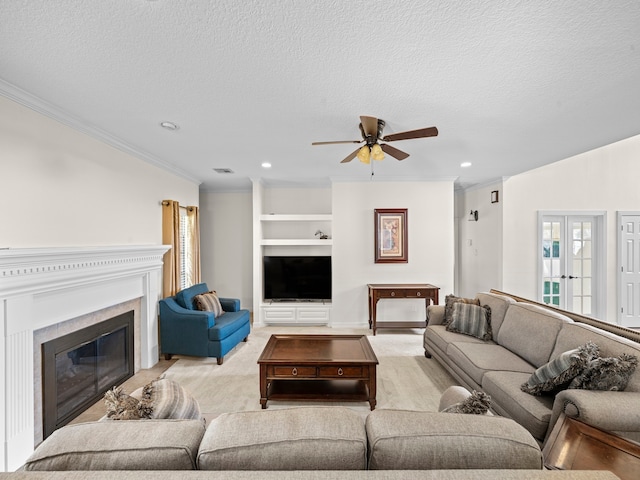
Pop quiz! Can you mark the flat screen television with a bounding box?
[263,256,332,301]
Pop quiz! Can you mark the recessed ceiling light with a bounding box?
[460,162,472,168]
[261,162,272,168]
[160,121,179,131]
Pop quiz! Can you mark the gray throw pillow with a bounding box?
[569,352,638,391]
[446,302,492,341]
[443,294,480,325]
[441,390,492,415]
[521,342,599,396]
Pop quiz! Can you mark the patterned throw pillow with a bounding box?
[568,352,638,391]
[446,303,492,341]
[104,386,143,420]
[441,390,492,415]
[194,290,225,317]
[521,342,599,396]
[139,377,202,420]
[444,294,480,325]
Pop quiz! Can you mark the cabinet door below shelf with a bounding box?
[261,304,331,325]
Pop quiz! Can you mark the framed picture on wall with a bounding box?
[374,208,408,263]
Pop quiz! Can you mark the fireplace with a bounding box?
[41,311,134,439]
[0,245,170,471]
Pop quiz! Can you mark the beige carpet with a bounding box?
[161,326,457,422]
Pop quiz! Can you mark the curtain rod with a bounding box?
[162,201,196,211]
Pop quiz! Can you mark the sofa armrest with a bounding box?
[547,390,640,441]
[427,305,446,325]
[220,298,240,312]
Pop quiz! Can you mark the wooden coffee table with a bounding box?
[257,334,378,410]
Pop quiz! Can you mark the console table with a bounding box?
[367,283,439,335]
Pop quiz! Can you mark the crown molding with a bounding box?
[0,79,202,185]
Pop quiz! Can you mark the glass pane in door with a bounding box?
[542,220,562,307]
[570,220,593,315]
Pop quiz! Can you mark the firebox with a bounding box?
[41,310,134,439]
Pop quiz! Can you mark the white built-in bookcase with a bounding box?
[252,180,332,326]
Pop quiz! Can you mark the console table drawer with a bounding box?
[376,289,405,298]
[318,366,363,378]
[272,366,316,378]
[404,289,430,298]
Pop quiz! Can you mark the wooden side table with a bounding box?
[543,414,640,480]
[367,283,439,335]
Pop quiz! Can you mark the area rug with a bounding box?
[161,326,457,421]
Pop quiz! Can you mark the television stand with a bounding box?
[260,301,332,326]
[268,299,330,304]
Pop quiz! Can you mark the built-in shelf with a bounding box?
[252,181,333,327]
[260,239,333,246]
[260,214,332,222]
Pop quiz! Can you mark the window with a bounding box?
[179,211,193,290]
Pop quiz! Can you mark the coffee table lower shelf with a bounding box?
[265,379,370,404]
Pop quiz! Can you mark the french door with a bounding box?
[539,214,604,317]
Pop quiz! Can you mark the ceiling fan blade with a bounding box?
[380,143,410,160]
[360,116,379,138]
[340,147,361,163]
[382,126,438,142]
[312,140,362,145]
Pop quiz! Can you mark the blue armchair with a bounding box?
[159,283,251,365]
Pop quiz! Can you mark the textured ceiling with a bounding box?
[2,1,640,191]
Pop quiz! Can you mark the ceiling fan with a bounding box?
[312,115,438,164]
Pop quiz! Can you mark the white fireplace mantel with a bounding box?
[0,245,170,471]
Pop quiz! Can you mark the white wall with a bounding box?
[0,96,199,247]
[459,136,640,323]
[332,181,455,327]
[200,190,253,307]
[456,182,503,297]
[500,133,640,323]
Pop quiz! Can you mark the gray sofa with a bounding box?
[423,291,640,444]
[5,401,621,478]
[20,406,543,472]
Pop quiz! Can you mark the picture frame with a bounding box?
[491,190,499,203]
[374,208,408,263]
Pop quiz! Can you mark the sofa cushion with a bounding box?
[446,343,535,386]
[194,291,225,317]
[496,303,573,368]
[207,310,250,341]
[482,370,554,441]
[366,409,542,470]
[447,303,492,341]
[24,419,205,471]
[444,294,480,325]
[175,282,209,310]
[551,322,640,392]
[425,325,491,357]
[476,292,517,338]
[521,342,599,395]
[197,407,367,470]
[139,378,202,420]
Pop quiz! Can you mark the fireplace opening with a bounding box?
[41,310,134,439]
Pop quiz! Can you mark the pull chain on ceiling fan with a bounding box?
[312,115,438,164]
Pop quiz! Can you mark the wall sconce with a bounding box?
[468,210,478,222]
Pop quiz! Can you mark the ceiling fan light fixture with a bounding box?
[357,146,371,164]
[371,143,384,161]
